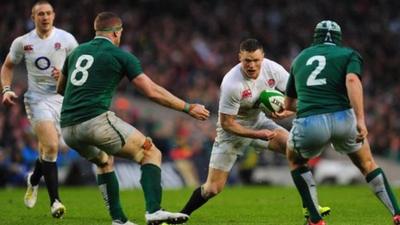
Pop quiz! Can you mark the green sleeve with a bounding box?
[346,51,363,77]
[285,68,297,98]
[121,52,143,81]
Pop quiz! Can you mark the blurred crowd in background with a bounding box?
[0,0,400,187]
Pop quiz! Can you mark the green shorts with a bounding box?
[61,111,135,160]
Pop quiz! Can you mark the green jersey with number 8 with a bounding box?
[286,43,362,118]
[60,37,142,127]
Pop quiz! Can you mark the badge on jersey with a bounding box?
[24,45,33,52]
[241,89,252,99]
[267,78,275,87]
[54,42,61,50]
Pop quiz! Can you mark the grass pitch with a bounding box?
[0,185,398,225]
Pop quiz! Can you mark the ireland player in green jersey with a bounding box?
[56,12,209,225]
[284,20,400,225]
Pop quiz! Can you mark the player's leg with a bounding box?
[287,148,324,224]
[34,120,65,218]
[62,122,134,225]
[256,120,330,218]
[180,167,230,216]
[91,152,132,225]
[96,111,187,224]
[24,154,41,208]
[286,115,331,224]
[347,141,400,220]
[180,141,237,216]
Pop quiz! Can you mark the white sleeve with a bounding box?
[9,37,24,65]
[66,33,78,55]
[218,82,241,115]
[271,61,289,92]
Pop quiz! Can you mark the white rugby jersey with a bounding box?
[9,27,78,95]
[217,58,289,136]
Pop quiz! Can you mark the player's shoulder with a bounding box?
[262,57,280,66]
[221,63,244,90]
[53,27,76,40]
[262,58,286,71]
[12,29,35,43]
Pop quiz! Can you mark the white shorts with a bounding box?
[61,111,136,160]
[24,92,63,131]
[209,115,284,172]
[288,109,362,159]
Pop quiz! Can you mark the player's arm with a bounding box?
[284,96,297,112]
[220,113,276,140]
[1,54,18,106]
[132,73,209,121]
[56,56,69,96]
[346,72,367,142]
[56,71,67,96]
[284,69,297,112]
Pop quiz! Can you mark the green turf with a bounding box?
[0,185,398,225]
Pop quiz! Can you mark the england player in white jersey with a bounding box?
[1,0,77,218]
[180,39,330,222]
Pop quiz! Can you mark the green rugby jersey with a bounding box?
[286,43,362,118]
[60,37,142,127]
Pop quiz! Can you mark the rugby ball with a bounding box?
[258,89,285,113]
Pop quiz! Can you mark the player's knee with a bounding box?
[91,152,112,170]
[41,140,59,156]
[359,158,377,175]
[140,138,162,165]
[203,182,224,198]
[141,147,162,165]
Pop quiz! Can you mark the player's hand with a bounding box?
[188,103,210,121]
[51,67,61,81]
[270,109,295,119]
[257,129,276,141]
[2,90,18,106]
[356,120,368,143]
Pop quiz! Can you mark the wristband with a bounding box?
[2,86,11,94]
[183,103,191,113]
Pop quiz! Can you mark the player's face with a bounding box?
[239,49,264,79]
[32,4,55,34]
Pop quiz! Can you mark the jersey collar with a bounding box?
[94,36,113,44]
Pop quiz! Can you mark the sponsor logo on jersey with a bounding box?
[23,45,33,52]
[241,88,252,99]
[35,56,51,70]
[54,42,61,50]
[267,79,275,87]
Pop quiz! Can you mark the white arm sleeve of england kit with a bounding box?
[270,61,289,92]
[9,37,24,65]
[219,82,241,115]
[66,33,78,55]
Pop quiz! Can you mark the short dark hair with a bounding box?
[94,12,122,32]
[32,0,53,14]
[239,38,263,52]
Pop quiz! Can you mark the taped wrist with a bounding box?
[2,86,11,94]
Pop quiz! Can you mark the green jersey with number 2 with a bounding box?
[286,43,363,118]
[60,37,142,127]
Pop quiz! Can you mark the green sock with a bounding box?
[140,164,162,213]
[97,172,128,222]
[366,168,400,215]
[291,166,321,223]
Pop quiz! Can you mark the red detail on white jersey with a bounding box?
[23,45,33,52]
[54,42,61,50]
[241,89,252,99]
[267,79,276,87]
